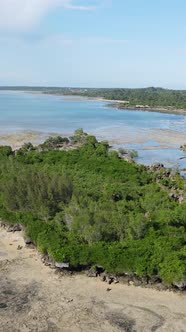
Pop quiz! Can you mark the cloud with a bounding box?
[38,34,128,46]
[61,0,97,10]
[85,37,128,44]
[0,33,128,49]
[0,0,98,30]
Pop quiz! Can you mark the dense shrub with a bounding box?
[0,133,185,285]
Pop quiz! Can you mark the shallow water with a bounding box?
[0,91,186,172]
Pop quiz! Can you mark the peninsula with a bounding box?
[1,86,186,115]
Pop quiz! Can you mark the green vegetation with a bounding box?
[0,132,185,286]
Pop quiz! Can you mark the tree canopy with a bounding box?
[0,132,185,286]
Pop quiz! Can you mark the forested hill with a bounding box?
[1,86,186,109]
[0,131,185,288]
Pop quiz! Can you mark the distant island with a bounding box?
[1,86,186,114]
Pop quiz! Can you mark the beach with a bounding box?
[0,229,186,332]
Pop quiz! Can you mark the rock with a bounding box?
[180,144,186,151]
[132,277,142,286]
[162,170,171,177]
[169,193,179,201]
[148,276,162,285]
[13,224,22,232]
[55,262,70,269]
[7,225,14,232]
[95,265,105,275]
[66,299,73,303]
[87,265,104,277]
[24,236,32,245]
[114,280,119,284]
[7,224,22,232]
[128,280,134,286]
[87,268,97,277]
[107,277,114,285]
[173,281,186,291]
[106,288,112,292]
[152,163,164,170]
[101,274,107,282]
[141,276,149,285]
[179,196,186,203]
[41,254,49,263]
[0,221,7,228]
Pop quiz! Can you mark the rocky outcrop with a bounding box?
[0,221,23,232]
[24,236,33,245]
[7,224,23,232]
[180,144,186,152]
[173,281,186,291]
[151,163,164,170]
[87,265,105,277]
[55,262,70,269]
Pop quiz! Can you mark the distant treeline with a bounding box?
[1,86,186,108]
[0,130,185,286]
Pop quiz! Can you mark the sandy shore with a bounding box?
[0,229,186,332]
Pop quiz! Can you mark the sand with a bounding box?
[0,229,186,332]
[0,131,70,150]
[1,127,186,151]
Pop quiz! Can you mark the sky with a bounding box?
[0,0,186,88]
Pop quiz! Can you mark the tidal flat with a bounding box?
[0,91,186,171]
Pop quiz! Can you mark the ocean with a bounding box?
[0,90,186,172]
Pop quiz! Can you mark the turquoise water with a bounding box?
[0,91,186,134]
[0,91,186,172]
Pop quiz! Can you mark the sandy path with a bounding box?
[0,230,186,332]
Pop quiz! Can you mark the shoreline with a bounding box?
[106,102,186,115]
[0,224,185,293]
[0,129,186,176]
[2,89,186,115]
[30,91,186,115]
[0,228,186,331]
[33,91,186,115]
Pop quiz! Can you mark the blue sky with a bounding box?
[0,0,186,88]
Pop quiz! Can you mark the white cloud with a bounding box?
[0,0,98,30]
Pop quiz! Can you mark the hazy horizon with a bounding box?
[1,85,186,91]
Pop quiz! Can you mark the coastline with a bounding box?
[0,90,185,173]
[31,90,186,115]
[1,228,186,331]
[8,89,186,115]
[106,102,186,115]
[39,92,186,115]
[1,128,186,150]
[0,129,186,177]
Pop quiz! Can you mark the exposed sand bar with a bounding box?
[0,131,70,150]
[0,127,186,150]
[0,229,186,332]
